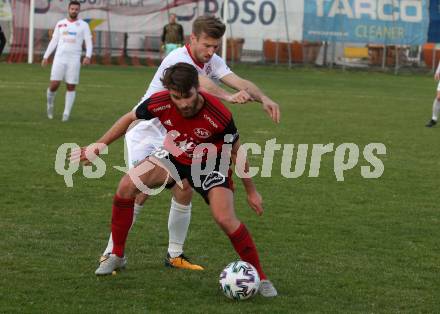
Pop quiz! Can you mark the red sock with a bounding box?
[228,223,267,280]
[111,194,135,257]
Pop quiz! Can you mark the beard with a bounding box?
[177,96,200,118]
[178,105,198,118]
[69,12,78,19]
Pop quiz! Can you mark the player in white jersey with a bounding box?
[98,15,281,271]
[42,0,92,122]
[426,62,440,127]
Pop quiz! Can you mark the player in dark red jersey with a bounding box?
[74,63,277,297]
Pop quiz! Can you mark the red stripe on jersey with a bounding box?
[148,95,170,103]
[201,92,232,120]
[201,92,232,127]
[139,91,170,106]
[148,91,171,103]
[205,103,229,127]
[144,91,172,112]
[185,44,205,69]
[139,98,170,115]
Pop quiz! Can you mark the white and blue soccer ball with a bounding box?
[219,261,260,300]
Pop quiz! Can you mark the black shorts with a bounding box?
[150,147,234,203]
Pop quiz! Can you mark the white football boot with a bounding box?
[259,279,278,297]
[95,254,127,275]
[47,104,54,119]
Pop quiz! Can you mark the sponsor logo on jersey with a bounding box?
[194,128,211,139]
[205,64,212,76]
[63,31,77,36]
[153,104,171,112]
[58,24,68,28]
[177,139,197,153]
[203,114,218,129]
[163,119,173,126]
[202,171,226,190]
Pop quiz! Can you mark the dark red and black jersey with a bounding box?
[135,90,239,165]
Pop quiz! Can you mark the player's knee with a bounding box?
[66,84,76,91]
[135,192,149,205]
[116,175,137,199]
[172,184,193,205]
[214,215,239,234]
[49,83,60,92]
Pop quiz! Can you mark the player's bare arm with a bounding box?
[220,73,281,123]
[231,139,264,216]
[199,75,251,104]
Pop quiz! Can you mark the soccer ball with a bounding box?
[219,261,260,300]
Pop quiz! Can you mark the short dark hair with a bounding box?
[161,63,199,95]
[69,0,80,7]
[192,15,225,39]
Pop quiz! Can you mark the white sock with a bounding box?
[102,203,143,256]
[63,91,76,117]
[168,198,192,258]
[103,233,114,257]
[132,203,143,226]
[432,98,440,121]
[47,88,56,107]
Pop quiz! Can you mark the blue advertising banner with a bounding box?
[303,0,428,45]
[428,0,440,42]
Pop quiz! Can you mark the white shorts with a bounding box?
[437,81,440,92]
[125,119,167,169]
[50,58,81,84]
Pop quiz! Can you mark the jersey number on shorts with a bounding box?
[153,147,170,159]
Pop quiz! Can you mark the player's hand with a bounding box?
[227,90,252,104]
[41,59,48,67]
[262,97,281,123]
[70,142,106,165]
[247,190,264,216]
[435,72,440,81]
[82,57,91,65]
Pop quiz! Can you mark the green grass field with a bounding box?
[1,63,439,313]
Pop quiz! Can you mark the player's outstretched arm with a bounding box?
[221,73,281,123]
[199,75,251,104]
[71,111,137,164]
[231,139,264,216]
